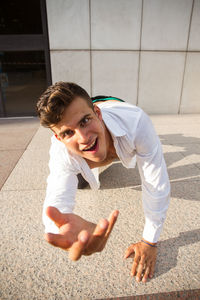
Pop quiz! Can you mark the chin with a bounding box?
[86,153,106,163]
[93,154,107,162]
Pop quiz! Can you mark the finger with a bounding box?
[142,265,150,283]
[135,262,144,282]
[131,255,140,277]
[46,206,67,228]
[149,260,156,279]
[85,219,109,253]
[135,255,146,282]
[105,210,119,239]
[45,233,71,250]
[124,244,135,259]
[68,230,89,261]
[93,219,109,236]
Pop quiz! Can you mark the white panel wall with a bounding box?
[46,0,200,114]
[46,0,90,49]
[91,0,142,50]
[181,53,200,113]
[141,0,192,51]
[188,0,200,50]
[50,51,91,92]
[92,51,139,104]
[138,52,185,113]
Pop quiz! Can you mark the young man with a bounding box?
[37,82,170,283]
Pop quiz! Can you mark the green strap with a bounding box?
[92,97,125,103]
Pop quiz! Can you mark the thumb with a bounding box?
[124,244,136,259]
[46,206,68,228]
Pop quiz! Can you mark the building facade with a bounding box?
[0,0,200,117]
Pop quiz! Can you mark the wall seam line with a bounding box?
[136,0,144,106]
[178,0,195,114]
[89,0,92,97]
[50,49,200,53]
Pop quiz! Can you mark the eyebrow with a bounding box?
[58,114,91,137]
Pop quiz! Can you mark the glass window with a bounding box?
[0,0,43,35]
[0,51,47,117]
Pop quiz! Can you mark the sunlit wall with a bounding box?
[46,0,200,114]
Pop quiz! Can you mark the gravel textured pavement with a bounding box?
[0,115,200,300]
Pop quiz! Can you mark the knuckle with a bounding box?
[134,255,140,263]
[128,245,134,251]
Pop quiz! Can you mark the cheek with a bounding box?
[64,139,79,151]
[93,120,104,135]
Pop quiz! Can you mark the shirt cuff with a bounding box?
[142,217,164,243]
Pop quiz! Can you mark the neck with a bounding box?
[86,155,118,169]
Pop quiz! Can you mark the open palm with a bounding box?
[45,206,119,260]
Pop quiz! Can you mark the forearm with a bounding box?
[43,173,78,233]
[142,177,170,243]
[135,111,171,243]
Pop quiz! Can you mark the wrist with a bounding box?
[141,238,157,248]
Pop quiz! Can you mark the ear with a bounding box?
[94,104,103,121]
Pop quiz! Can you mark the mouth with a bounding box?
[82,138,98,152]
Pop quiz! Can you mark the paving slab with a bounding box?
[0,114,200,299]
[1,148,49,191]
[0,186,199,299]
[0,117,39,190]
[150,114,200,126]
[103,289,200,299]
[152,115,200,142]
[0,149,23,189]
[27,125,52,150]
[0,117,39,150]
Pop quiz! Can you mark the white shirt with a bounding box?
[43,101,170,243]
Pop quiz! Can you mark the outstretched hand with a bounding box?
[45,206,119,261]
[124,240,157,283]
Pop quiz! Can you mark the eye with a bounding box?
[80,117,90,127]
[62,129,74,138]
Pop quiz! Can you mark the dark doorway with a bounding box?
[0,0,51,117]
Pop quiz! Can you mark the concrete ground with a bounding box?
[0,117,39,189]
[0,115,200,300]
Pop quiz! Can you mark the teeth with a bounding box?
[84,139,96,151]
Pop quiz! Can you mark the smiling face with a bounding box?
[51,97,114,164]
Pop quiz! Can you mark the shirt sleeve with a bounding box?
[135,111,170,243]
[42,140,78,234]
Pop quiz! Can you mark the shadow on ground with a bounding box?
[155,228,200,277]
[98,134,200,280]
[124,228,200,278]
[99,134,200,201]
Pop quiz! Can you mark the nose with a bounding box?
[76,127,89,144]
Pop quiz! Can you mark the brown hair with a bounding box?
[36,82,93,128]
